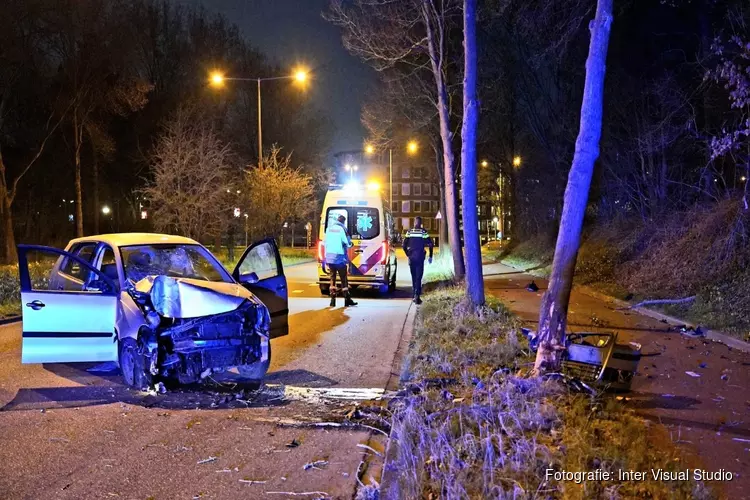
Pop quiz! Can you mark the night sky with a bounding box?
[178,0,376,155]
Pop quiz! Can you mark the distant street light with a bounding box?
[344,164,359,180]
[481,160,488,167]
[513,155,522,167]
[365,140,420,209]
[209,66,310,167]
[741,176,747,182]
[101,205,111,215]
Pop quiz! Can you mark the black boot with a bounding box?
[330,290,336,307]
[414,294,422,305]
[344,293,358,307]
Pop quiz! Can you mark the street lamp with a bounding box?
[365,140,419,209]
[209,66,310,167]
[344,164,359,180]
[481,160,488,167]
[513,155,522,167]
[101,205,111,215]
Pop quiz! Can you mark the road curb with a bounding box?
[379,302,418,500]
[493,258,750,354]
[282,258,315,268]
[0,315,21,326]
[576,285,750,353]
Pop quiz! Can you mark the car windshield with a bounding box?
[120,244,232,284]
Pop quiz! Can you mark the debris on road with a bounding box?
[197,456,218,465]
[680,325,705,338]
[733,438,750,444]
[525,281,539,292]
[239,479,267,485]
[303,459,329,470]
[286,438,301,448]
[266,492,329,498]
[356,443,383,457]
[685,371,701,378]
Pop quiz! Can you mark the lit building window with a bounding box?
[402,184,410,196]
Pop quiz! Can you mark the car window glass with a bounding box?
[61,243,96,280]
[120,244,230,283]
[99,246,119,282]
[26,248,113,293]
[239,242,279,281]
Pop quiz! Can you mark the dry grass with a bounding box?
[390,289,712,499]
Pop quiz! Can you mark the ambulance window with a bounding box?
[353,208,380,240]
[325,208,348,231]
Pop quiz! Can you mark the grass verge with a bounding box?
[389,288,711,499]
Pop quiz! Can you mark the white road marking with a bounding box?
[308,283,318,287]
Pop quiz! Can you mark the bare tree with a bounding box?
[534,0,614,375]
[461,0,484,306]
[327,0,466,278]
[45,0,151,237]
[143,112,234,240]
[244,146,315,241]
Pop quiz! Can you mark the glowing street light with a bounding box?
[294,69,308,83]
[209,66,311,167]
[210,71,225,87]
[407,141,418,155]
[364,144,375,155]
[513,155,522,167]
[481,160,489,167]
[101,205,111,215]
[741,176,747,182]
[344,164,359,180]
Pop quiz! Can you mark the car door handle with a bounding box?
[25,300,46,310]
[354,249,364,254]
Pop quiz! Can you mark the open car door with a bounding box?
[232,238,289,338]
[17,245,118,364]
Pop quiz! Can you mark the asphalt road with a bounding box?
[0,256,416,500]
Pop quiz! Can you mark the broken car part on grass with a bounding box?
[523,328,642,391]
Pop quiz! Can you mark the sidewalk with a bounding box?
[482,261,750,499]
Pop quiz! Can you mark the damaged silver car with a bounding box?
[17,233,289,389]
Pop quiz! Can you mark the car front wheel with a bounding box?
[119,337,152,390]
[238,342,271,390]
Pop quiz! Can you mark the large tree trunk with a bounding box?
[460,0,484,306]
[534,0,613,375]
[93,150,100,234]
[422,0,465,279]
[0,150,17,264]
[74,113,84,237]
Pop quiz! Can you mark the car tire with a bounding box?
[238,342,271,389]
[119,337,152,390]
[388,264,397,293]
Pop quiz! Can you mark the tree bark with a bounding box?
[93,149,100,234]
[534,0,613,375]
[460,0,484,306]
[0,149,17,264]
[422,0,465,279]
[74,111,84,237]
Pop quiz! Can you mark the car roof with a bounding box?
[68,233,200,248]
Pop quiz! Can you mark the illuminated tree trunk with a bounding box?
[461,0,484,306]
[422,0,465,279]
[534,0,613,375]
[74,110,84,237]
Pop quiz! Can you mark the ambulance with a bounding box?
[316,182,398,295]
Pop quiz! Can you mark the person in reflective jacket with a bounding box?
[402,216,433,304]
[324,214,358,307]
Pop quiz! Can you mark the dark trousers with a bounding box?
[328,263,349,296]
[408,259,424,297]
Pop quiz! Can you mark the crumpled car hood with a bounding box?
[135,275,257,319]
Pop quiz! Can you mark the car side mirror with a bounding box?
[243,271,260,285]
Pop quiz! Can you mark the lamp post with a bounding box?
[344,164,359,180]
[364,140,418,209]
[210,69,308,167]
